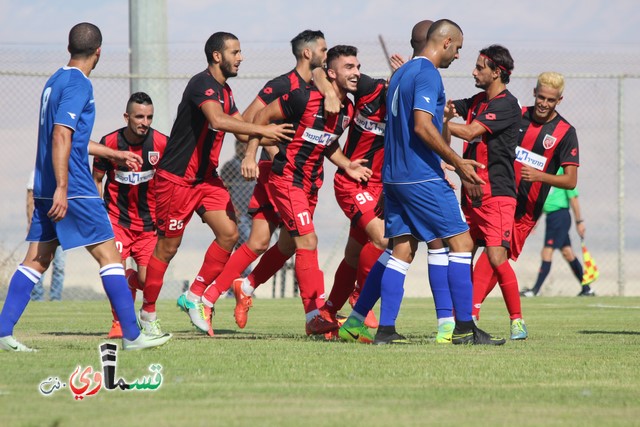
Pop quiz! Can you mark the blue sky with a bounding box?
[1,0,639,51]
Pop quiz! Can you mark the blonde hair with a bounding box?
[536,72,565,95]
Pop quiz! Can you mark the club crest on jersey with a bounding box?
[341,115,351,130]
[542,134,557,149]
[148,151,160,165]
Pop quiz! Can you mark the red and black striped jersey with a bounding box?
[93,127,167,232]
[159,69,238,185]
[256,69,308,162]
[515,106,580,220]
[257,69,306,105]
[271,87,354,195]
[453,89,521,206]
[336,73,386,185]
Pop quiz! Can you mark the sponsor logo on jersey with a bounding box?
[114,169,155,185]
[542,134,557,149]
[68,112,77,120]
[301,128,339,146]
[485,113,496,120]
[354,112,385,136]
[205,88,214,96]
[148,151,160,166]
[515,146,547,171]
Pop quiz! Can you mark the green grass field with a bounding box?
[0,296,639,427]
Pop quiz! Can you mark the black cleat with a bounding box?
[373,326,411,345]
[577,287,595,297]
[452,325,505,346]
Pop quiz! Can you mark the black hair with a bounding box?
[204,32,238,65]
[290,30,325,59]
[126,92,153,112]
[326,45,358,69]
[479,44,514,84]
[68,22,102,58]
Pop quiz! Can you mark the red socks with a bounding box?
[188,241,231,297]
[324,259,357,314]
[142,255,168,314]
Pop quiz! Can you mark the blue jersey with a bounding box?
[33,66,99,199]
[383,57,446,184]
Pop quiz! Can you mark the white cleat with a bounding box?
[122,331,172,351]
[0,335,37,352]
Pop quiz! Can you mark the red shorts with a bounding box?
[155,173,234,238]
[334,176,383,245]
[112,223,157,266]
[509,214,537,261]
[463,196,516,249]
[247,160,280,225]
[269,176,317,237]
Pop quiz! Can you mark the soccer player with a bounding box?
[190,30,335,330]
[321,67,388,330]
[447,45,524,339]
[239,45,372,335]
[521,168,590,297]
[92,92,167,338]
[341,19,504,345]
[151,32,293,336]
[471,72,581,305]
[389,19,462,344]
[0,23,171,352]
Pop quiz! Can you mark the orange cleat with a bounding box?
[108,320,123,339]
[232,278,253,329]
[306,306,340,335]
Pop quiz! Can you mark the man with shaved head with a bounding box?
[341,19,505,345]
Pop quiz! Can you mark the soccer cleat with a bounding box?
[338,316,374,344]
[232,278,253,329]
[349,293,378,329]
[452,325,506,346]
[520,288,537,298]
[138,315,164,337]
[510,318,528,340]
[435,321,455,344]
[577,287,596,297]
[122,331,172,351]
[0,335,37,352]
[373,330,411,345]
[108,320,123,339]
[306,307,340,335]
[177,293,214,336]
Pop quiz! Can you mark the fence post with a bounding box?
[617,75,625,296]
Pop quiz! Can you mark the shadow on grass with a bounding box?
[579,330,640,335]
[43,331,105,337]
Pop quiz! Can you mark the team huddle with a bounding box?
[0,18,581,351]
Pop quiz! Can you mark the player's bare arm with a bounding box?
[49,125,72,222]
[325,142,373,183]
[92,168,105,198]
[521,164,577,190]
[201,101,294,143]
[413,110,485,185]
[89,141,143,171]
[447,118,487,142]
[312,67,341,116]
[241,101,287,180]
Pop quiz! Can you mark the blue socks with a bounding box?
[0,265,40,337]
[448,252,474,323]
[352,249,391,318]
[428,248,453,319]
[100,264,139,341]
[379,256,410,327]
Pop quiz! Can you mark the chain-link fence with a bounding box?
[1,40,638,301]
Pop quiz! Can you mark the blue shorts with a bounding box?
[543,208,571,249]
[383,179,468,242]
[27,198,115,250]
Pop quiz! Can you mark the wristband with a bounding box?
[576,220,584,224]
